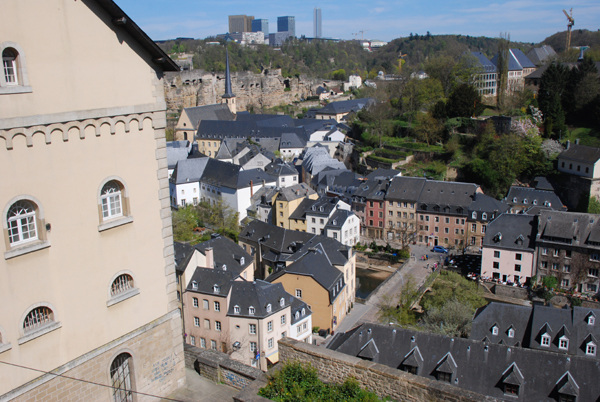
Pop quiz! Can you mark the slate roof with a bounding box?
[527,45,557,66]
[483,213,536,251]
[266,245,345,303]
[418,181,479,214]
[537,210,600,249]
[324,209,355,229]
[193,235,252,276]
[311,168,363,197]
[200,158,241,188]
[171,157,210,184]
[183,104,235,130]
[386,176,426,202]
[470,51,497,73]
[237,169,277,189]
[288,198,316,221]
[533,176,555,192]
[302,146,346,175]
[315,98,375,115]
[264,160,297,177]
[471,302,533,347]
[559,144,600,164]
[304,196,340,217]
[366,169,401,181]
[276,183,316,202]
[504,187,565,211]
[186,267,235,295]
[280,132,307,149]
[491,49,535,71]
[167,143,191,170]
[329,323,600,401]
[227,280,298,319]
[174,241,195,274]
[467,193,509,221]
[353,178,388,202]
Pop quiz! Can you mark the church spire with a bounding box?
[223,47,235,99]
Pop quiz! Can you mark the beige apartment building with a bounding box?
[0,1,185,400]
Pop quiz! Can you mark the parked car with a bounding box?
[432,245,448,253]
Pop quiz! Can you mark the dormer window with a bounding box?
[559,336,569,350]
[301,308,306,316]
[492,325,499,336]
[192,281,198,290]
[541,333,551,347]
[523,198,528,204]
[586,341,596,356]
[234,305,240,314]
[295,311,300,319]
[280,297,285,307]
[222,264,227,271]
[508,328,515,338]
[213,284,220,293]
[482,213,487,220]
[545,201,551,207]
[588,315,595,326]
[249,306,255,315]
[240,257,245,265]
[266,304,272,313]
[472,212,477,219]
[533,199,538,205]
[513,197,517,203]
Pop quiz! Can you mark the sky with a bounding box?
[116,0,599,45]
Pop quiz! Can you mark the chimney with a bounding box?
[250,180,254,198]
[205,247,214,269]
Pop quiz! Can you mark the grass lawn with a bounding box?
[562,127,600,147]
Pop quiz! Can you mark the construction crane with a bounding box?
[563,8,574,50]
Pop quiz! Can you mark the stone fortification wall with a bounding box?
[164,69,321,114]
[276,338,496,402]
[184,345,262,390]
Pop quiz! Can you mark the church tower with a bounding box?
[222,47,237,114]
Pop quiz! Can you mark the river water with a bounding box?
[355,267,392,299]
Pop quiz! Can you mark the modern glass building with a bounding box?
[252,19,269,34]
[277,16,295,37]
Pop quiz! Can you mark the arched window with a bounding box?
[7,200,37,245]
[23,306,54,334]
[101,181,123,220]
[111,274,134,297]
[110,353,134,402]
[2,48,18,85]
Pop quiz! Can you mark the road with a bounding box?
[330,244,445,338]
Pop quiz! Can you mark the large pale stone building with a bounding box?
[0,1,185,400]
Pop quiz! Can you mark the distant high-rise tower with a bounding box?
[228,15,254,33]
[277,16,295,37]
[252,19,269,34]
[314,8,322,38]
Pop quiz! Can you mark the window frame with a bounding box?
[107,271,139,307]
[4,196,50,260]
[18,303,61,345]
[109,352,135,402]
[0,42,32,94]
[97,177,133,232]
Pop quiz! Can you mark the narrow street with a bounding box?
[329,244,445,339]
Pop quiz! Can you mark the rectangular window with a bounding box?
[589,268,599,277]
[214,301,220,312]
[541,261,548,269]
[250,341,257,352]
[203,299,209,310]
[472,224,476,232]
[493,262,499,269]
[552,263,559,271]
[565,250,572,259]
[267,321,273,332]
[211,340,217,350]
[194,317,200,327]
[281,315,286,325]
[249,324,257,334]
[295,289,302,298]
[563,265,571,273]
[204,319,210,329]
[515,253,522,261]
[515,264,521,272]
[201,338,206,348]
[561,279,570,288]
[190,335,196,346]
[215,321,221,331]
[268,338,274,349]
[193,297,199,308]
[553,249,559,257]
[542,248,548,256]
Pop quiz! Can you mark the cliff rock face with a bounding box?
[164,69,320,113]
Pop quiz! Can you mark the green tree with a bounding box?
[414,112,443,145]
[172,206,199,242]
[196,199,239,239]
[445,84,483,118]
[496,33,510,109]
[419,298,475,338]
[589,197,600,214]
[538,63,569,137]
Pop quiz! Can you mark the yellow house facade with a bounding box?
[0,1,184,399]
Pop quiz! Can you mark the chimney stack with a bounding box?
[205,247,214,269]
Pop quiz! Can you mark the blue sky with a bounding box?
[116,0,599,44]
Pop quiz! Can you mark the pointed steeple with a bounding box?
[221,46,236,114]
[223,47,235,99]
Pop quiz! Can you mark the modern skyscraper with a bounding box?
[229,15,254,33]
[277,16,295,37]
[314,8,322,38]
[252,18,269,34]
